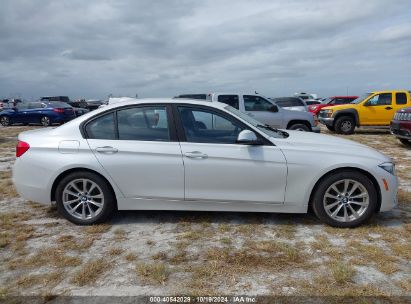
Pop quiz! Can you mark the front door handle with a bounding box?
[385,106,393,110]
[96,146,118,154]
[184,151,208,159]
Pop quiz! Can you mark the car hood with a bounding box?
[272,130,391,163]
[321,104,357,111]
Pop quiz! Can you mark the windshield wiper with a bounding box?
[256,124,289,137]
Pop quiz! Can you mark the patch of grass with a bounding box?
[125,252,138,262]
[152,251,168,260]
[15,272,64,289]
[136,263,169,285]
[346,240,399,274]
[397,188,411,208]
[8,247,81,269]
[330,262,356,284]
[84,224,111,234]
[220,237,232,246]
[56,234,95,251]
[71,259,112,286]
[177,230,208,241]
[0,171,18,199]
[146,239,155,246]
[113,228,127,240]
[108,247,124,256]
[390,242,410,260]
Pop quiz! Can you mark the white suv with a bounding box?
[175,93,320,132]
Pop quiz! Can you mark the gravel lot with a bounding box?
[0,126,410,298]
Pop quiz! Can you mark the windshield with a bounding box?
[224,106,288,139]
[351,93,372,104]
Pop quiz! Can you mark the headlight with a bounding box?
[322,109,333,118]
[379,162,395,175]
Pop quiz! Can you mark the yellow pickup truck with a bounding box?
[318,90,411,134]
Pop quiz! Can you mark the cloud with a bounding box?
[0,0,410,100]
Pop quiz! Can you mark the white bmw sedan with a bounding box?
[13,99,397,227]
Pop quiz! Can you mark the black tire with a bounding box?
[335,116,355,135]
[311,170,378,228]
[326,125,335,132]
[55,171,116,225]
[40,116,51,127]
[0,116,10,126]
[288,123,310,132]
[399,138,411,147]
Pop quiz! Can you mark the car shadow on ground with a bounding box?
[107,208,405,228]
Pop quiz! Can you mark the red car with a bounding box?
[308,96,358,115]
[391,107,411,146]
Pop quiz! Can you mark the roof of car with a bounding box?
[103,97,227,110]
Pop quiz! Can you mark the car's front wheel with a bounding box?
[0,116,11,126]
[312,170,378,228]
[55,171,116,225]
[40,116,51,127]
[335,116,355,134]
[399,138,411,147]
[288,123,310,132]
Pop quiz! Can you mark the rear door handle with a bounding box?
[184,151,208,159]
[96,146,118,154]
[385,107,393,110]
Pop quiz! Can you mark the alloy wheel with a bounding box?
[62,178,105,220]
[323,179,369,223]
[0,116,10,126]
[41,116,50,126]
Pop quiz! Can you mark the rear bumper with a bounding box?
[390,120,411,139]
[318,117,334,126]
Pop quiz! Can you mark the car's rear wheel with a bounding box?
[289,123,310,132]
[40,116,51,127]
[335,116,355,134]
[326,125,335,132]
[312,170,378,228]
[399,138,411,147]
[0,116,10,126]
[55,171,116,225]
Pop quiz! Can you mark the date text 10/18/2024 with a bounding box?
[149,296,257,303]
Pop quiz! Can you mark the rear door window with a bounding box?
[217,95,240,109]
[244,95,273,111]
[117,106,170,141]
[396,93,407,105]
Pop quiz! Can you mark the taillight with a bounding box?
[16,141,30,157]
[53,108,65,113]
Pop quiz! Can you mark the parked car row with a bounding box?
[0,96,104,127]
[174,93,320,133]
[315,90,411,146]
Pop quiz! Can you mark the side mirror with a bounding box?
[269,105,278,112]
[236,130,262,145]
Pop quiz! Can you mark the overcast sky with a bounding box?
[1,0,410,100]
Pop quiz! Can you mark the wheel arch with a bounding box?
[50,167,118,209]
[286,120,311,130]
[308,167,382,213]
[334,109,360,126]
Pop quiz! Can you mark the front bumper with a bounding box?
[318,117,334,126]
[390,120,411,140]
[378,169,398,212]
[311,126,321,133]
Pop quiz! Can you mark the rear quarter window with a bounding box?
[85,113,116,140]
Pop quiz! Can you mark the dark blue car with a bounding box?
[0,101,76,127]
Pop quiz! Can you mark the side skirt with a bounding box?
[117,197,307,213]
